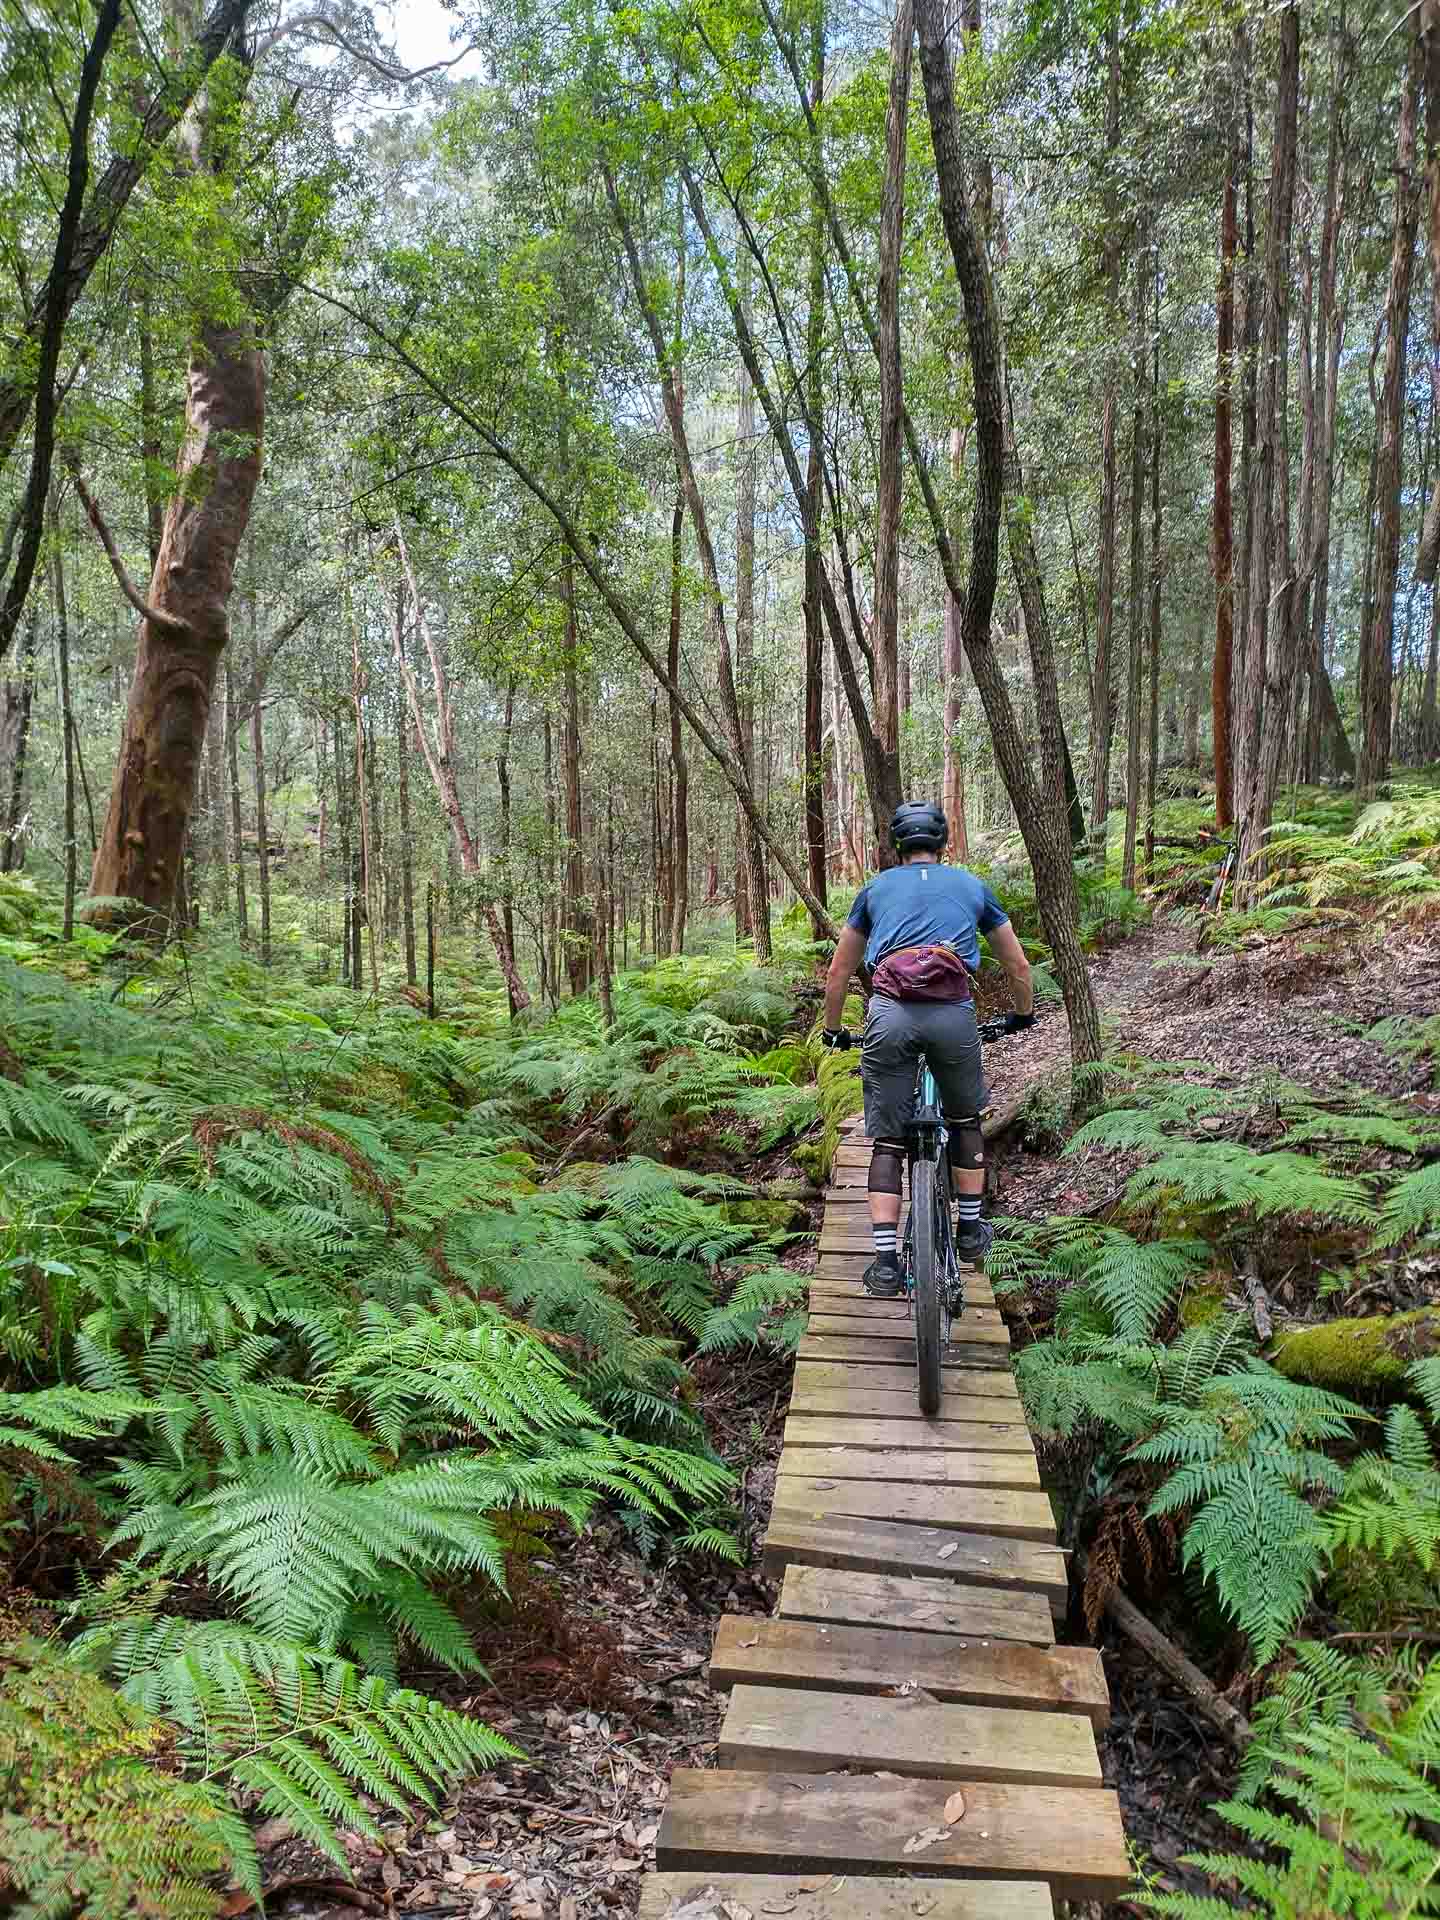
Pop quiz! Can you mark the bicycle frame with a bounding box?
[899,1064,956,1334]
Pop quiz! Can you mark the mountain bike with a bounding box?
[901,1016,1007,1415]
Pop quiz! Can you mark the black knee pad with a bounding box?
[868,1140,906,1196]
[946,1115,985,1172]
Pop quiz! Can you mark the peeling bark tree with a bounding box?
[1233,3,1300,895]
[872,0,913,823]
[1212,106,1238,829]
[1122,237,1148,893]
[88,313,265,930]
[1358,24,1423,796]
[913,0,1102,1084]
[389,526,531,1011]
[1088,9,1122,867]
[802,15,830,935]
[1414,0,1440,585]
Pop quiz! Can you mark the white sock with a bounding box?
[956,1195,982,1227]
[872,1224,898,1257]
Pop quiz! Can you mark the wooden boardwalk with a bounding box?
[642,1124,1130,1919]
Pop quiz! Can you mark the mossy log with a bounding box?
[1270,1308,1440,1392]
[719,1196,811,1232]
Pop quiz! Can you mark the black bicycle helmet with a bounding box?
[889,800,948,854]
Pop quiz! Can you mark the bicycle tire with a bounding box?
[911,1154,944,1415]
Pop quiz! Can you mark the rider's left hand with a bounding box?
[821,1027,854,1051]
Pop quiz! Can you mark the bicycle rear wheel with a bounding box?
[910,1155,944,1415]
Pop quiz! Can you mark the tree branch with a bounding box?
[63,456,190,638]
[254,11,475,80]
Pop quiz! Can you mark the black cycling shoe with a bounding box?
[863,1251,905,1298]
[954,1218,994,1265]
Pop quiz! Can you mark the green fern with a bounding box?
[1321,1405,1440,1573]
[0,1634,245,1919]
[1375,1164,1440,1247]
[1140,1654,1440,1919]
[1136,1364,1358,1663]
[68,1602,518,1886]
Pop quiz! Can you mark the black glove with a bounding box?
[821,1027,854,1051]
[1002,1010,1036,1034]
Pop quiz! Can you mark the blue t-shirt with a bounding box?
[846,862,1009,973]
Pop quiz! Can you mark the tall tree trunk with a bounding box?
[942,430,969,858]
[50,495,76,939]
[498,681,518,1017]
[873,0,912,832]
[914,0,1102,1085]
[1145,299,1163,879]
[251,633,272,967]
[668,493,690,954]
[90,312,265,931]
[1421,576,1440,760]
[1122,239,1148,891]
[1235,34,1258,726]
[1212,103,1238,828]
[227,664,248,943]
[1304,6,1352,781]
[1234,2,1301,893]
[396,607,417,987]
[1413,0,1440,584]
[137,292,166,575]
[802,20,830,936]
[734,257,769,953]
[1358,24,1423,795]
[350,613,377,993]
[0,0,253,489]
[560,573,590,993]
[606,171,784,943]
[1089,7,1122,867]
[0,0,125,670]
[205,679,226,917]
[0,609,39,872]
[391,525,531,1009]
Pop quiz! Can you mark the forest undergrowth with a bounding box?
[985,775,1440,1917]
[3,776,1440,1919]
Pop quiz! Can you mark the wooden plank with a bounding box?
[807,1310,1005,1337]
[810,1279,997,1307]
[773,1479,1055,1544]
[639,1873,1054,1920]
[792,1362,1019,1405]
[779,1565,1054,1646]
[709,1616,1107,1726]
[783,1415,1034,1454]
[762,1513,1069,1617]
[777,1444,1040,1491]
[797,1336,1010,1368]
[656,1769,1131,1902]
[717,1684,1102,1787]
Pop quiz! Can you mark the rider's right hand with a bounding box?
[821,1027,854,1051]
[1002,1010,1036,1034]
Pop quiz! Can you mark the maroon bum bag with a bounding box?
[870,944,974,1003]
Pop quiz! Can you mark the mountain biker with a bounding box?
[820,801,1035,1298]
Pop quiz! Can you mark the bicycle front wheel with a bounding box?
[910,1155,944,1415]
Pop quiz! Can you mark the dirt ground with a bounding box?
[263,913,1440,1920]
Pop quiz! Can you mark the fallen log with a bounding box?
[1078,1551,1253,1752]
[1270,1307,1440,1393]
